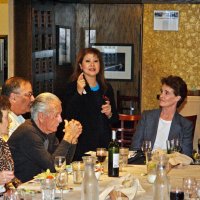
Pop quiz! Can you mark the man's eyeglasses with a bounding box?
[14,92,33,98]
[23,92,33,98]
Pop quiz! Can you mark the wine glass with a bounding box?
[56,171,68,200]
[141,140,152,165]
[96,148,107,173]
[174,138,182,153]
[142,140,152,154]
[54,156,66,173]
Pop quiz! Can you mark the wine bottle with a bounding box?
[108,130,119,177]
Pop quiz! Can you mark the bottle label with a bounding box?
[113,153,119,168]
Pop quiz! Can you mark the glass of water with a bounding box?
[40,178,56,200]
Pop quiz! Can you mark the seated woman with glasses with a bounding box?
[130,75,193,157]
[0,96,20,195]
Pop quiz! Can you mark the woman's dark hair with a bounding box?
[0,95,11,122]
[71,47,108,92]
[161,75,187,108]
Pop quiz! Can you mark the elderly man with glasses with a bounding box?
[1,77,34,137]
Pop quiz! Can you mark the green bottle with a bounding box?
[108,130,119,177]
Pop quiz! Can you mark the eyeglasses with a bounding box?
[14,91,33,98]
[23,92,33,98]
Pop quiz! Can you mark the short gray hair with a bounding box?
[31,92,61,121]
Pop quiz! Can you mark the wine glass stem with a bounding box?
[61,188,63,200]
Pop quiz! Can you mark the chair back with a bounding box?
[184,115,197,139]
[117,90,140,114]
[113,114,141,148]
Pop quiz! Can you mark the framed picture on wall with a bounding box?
[85,29,96,48]
[91,43,133,80]
[56,26,71,66]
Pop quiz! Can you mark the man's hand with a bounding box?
[63,119,82,144]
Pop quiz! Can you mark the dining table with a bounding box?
[18,164,200,200]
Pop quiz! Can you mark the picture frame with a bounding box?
[91,43,133,80]
[85,29,96,48]
[56,26,71,66]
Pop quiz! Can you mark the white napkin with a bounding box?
[99,174,145,200]
[168,152,193,166]
[85,151,97,157]
[18,181,40,191]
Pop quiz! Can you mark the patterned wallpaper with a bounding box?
[142,4,200,111]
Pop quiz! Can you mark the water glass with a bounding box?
[56,171,68,200]
[72,161,84,184]
[3,190,19,200]
[182,177,197,199]
[119,147,129,169]
[40,178,56,200]
[195,180,200,198]
[146,151,157,184]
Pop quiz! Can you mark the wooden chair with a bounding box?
[184,115,197,139]
[117,90,140,114]
[113,114,141,148]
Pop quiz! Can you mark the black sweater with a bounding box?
[8,120,76,182]
[63,81,119,161]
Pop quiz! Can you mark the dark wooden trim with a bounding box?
[55,0,200,4]
[142,0,200,3]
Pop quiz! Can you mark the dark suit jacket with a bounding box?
[8,120,76,182]
[130,109,193,157]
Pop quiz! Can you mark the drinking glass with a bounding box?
[40,178,55,200]
[119,147,129,171]
[174,138,182,153]
[193,152,200,164]
[146,151,157,184]
[182,177,197,199]
[170,187,184,200]
[141,140,152,164]
[196,180,200,198]
[96,148,107,173]
[167,138,181,153]
[54,156,66,173]
[72,161,84,184]
[142,140,152,154]
[56,171,68,200]
[3,189,19,200]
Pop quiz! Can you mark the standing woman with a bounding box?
[63,48,118,161]
[0,96,15,194]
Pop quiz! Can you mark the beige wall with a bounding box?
[142,4,200,110]
[0,2,8,35]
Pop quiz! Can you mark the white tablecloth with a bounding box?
[19,164,200,200]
